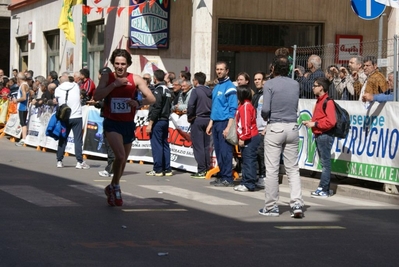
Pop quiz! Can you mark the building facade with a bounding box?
[7,0,390,84]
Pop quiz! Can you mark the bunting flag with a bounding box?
[80,0,177,16]
[82,5,93,15]
[138,2,146,13]
[125,38,132,55]
[139,55,149,71]
[151,63,159,72]
[117,7,125,16]
[107,6,116,14]
[197,0,206,9]
[90,0,111,8]
[58,0,83,44]
[149,0,156,8]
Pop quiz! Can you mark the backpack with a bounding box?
[56,90,71,122]
[322,97,350,138]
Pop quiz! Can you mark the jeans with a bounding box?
[315,133,334,191]
[57,117,83,163]
[150,120,171,173]
[240,134,260,190]
[212,120,233,182]
[264,123,303,209]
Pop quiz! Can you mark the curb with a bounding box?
[280,174,399,205]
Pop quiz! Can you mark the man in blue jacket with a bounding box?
[206,62,238,186]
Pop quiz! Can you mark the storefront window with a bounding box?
[45,31,60,75]
[218,19,322,47]
[217,19,322,80]
[17,36,28,72]
[88,21,105,84]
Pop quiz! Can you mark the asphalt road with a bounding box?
[0,137,398,267]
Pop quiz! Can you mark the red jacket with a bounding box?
[235,100,258,140]
[80,78,96,98]
[311,93,336,136]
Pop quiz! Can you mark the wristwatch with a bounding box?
[314,121,318,128]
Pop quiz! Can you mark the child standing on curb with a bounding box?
[234,85,260,192]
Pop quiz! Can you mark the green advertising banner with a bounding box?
[298,99,399,185]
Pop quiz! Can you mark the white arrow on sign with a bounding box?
[367,0,371,16]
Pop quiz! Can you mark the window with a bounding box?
[218,19,322,48]
[17,36,29,72]
[0,18,11,75]
[45,31,60,75]
[217,19,323,80]
[88,20,105,84]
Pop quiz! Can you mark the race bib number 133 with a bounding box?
[111,98,131,113]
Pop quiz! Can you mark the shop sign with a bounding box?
[129,0,170,49]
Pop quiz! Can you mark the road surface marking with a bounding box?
[70,184,167,206]
[93,180,126,182]
[0,185,80,207]
[138,185,246,206]
[122,208,188,212]
[275,226,346,230]
[210,186,395,207]
[209,186,323,206]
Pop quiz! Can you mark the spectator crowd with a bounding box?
[0,47,395,217]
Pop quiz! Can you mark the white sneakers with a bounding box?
[57,161,90,169]
[234,184,249,192]
[76,161,90,169]
[15,140,25,147]
[98,170,113,177]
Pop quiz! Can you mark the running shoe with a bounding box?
[104,184,115,206]
[258,205,280,217]
[76,161,90,169]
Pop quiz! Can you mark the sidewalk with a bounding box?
[281,170,399,205]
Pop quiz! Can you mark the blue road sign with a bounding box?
[351,0,386,20]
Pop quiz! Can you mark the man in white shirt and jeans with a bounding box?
[54,72,90,169]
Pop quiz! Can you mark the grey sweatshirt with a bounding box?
[261,76,299,123]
